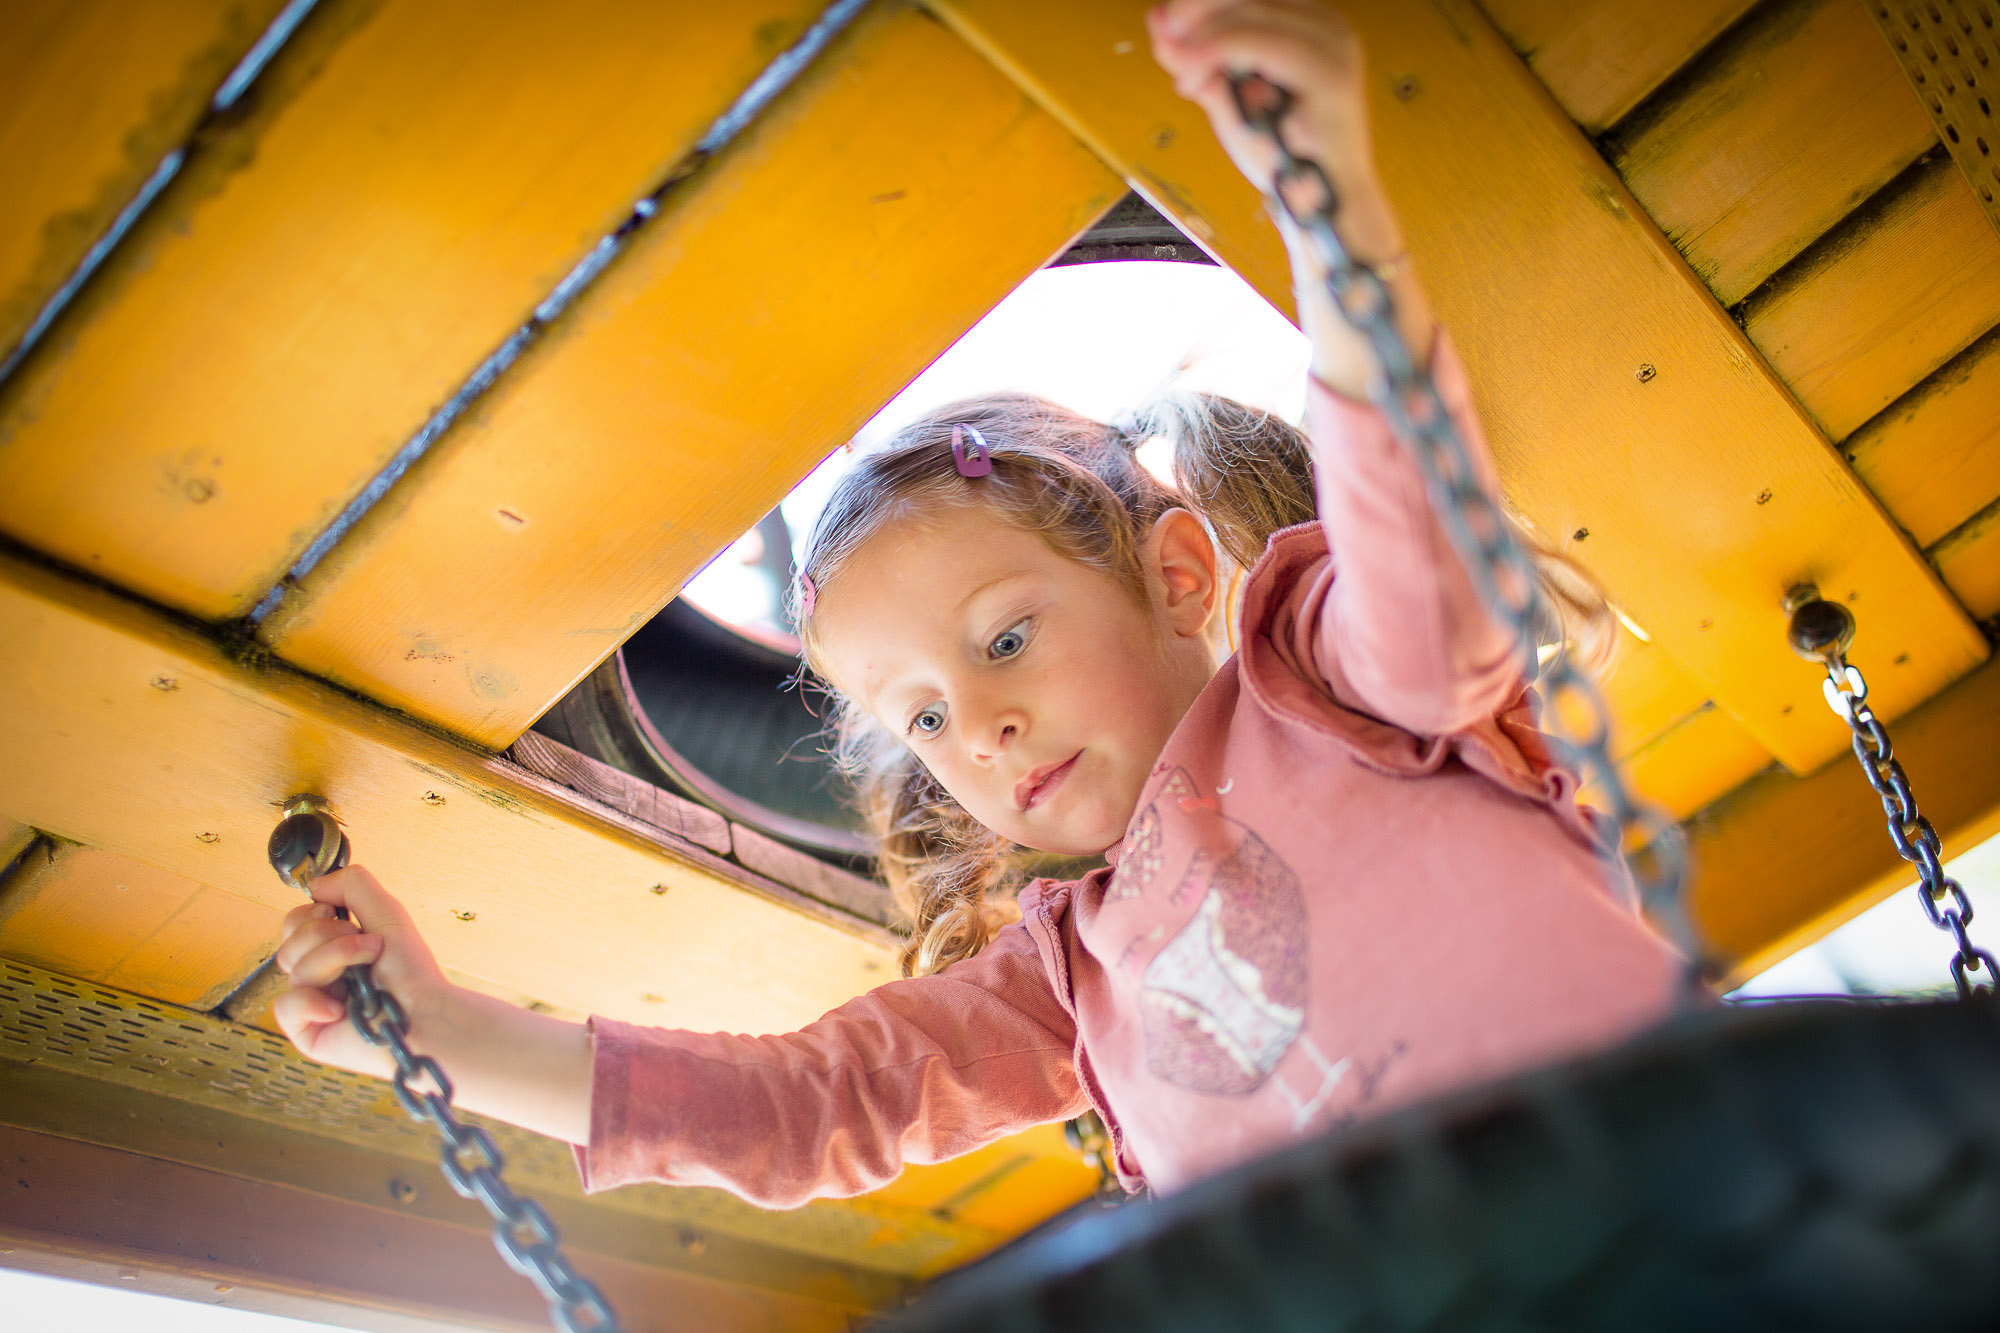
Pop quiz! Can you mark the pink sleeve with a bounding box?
[1304,328,1524,735]
[573,921,1086,1208]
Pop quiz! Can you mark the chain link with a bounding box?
[339,962,621,1332]
[1227,76,1697,968]
[1817,655,1996,1000]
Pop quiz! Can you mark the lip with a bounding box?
[1015,752,1080,811]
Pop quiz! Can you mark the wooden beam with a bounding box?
[0,843,275,1009]
[1843,323,2000,549]
[1932,497,2000,622]
[1606,0,1938,307]
[0,819,33,877]
[1476,0,1758,133]
[0,544,895,1037]
[0,1123,864,1333]
[1741,149,2000,441]
[258,3,1125,747]
[924,0,1987,776]
[1688,650,2000,983]
[0,0,289,355]
[0,0,833,622]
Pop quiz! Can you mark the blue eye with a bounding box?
[989,620,1031,660]
[910,703,947,738]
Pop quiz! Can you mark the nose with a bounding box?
[963,694,1027,764]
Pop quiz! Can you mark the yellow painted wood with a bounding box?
[1743,151,2000,441]
[263,5,1126,746]
[1617,703,1774,820]
[1690,650,2000,984]
[928,0,1987,776]
[0,0,288,354]
[1609,0,1938,307]
[0,0,830,622]
[1932,500,2000,621]
[1843,324,2000,548]
[1479,0,1758,132]
[0,818,34,874]
[0,547,894,1036]
[1603,630,1713,759]
[0,844,276,1009]
[867,1122,1097,1237]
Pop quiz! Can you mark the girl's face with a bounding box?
[814,507,1220,857]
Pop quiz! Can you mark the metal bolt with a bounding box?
[390,1178,418,1204]
[1636,363,1658,383]
[1783,584,1856,662]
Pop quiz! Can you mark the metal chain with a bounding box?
[1814,654,1997,1000]
[1227,76,1697,967]
[340,963,620,1332]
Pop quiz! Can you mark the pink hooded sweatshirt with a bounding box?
[576,332,1683,1205]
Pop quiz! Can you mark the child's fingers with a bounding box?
[273,911,358,975]
[1157,9,1356,105]
[285,931,385,990]
[273,984,347,1036]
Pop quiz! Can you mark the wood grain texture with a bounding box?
[1616,702,1775,821]
[0,547,896,1037]
[1843,322,2000,548]
[1931,496,2000,620]
[0,844,278,1009]
[261,4,1126,748]
[1608,0,1938,306]
[0,1122,863,1333]
[728,824,894,929]
[930,0,1987,775]
[1479,0,1759,132]
[1741,150,2000,441]
[0,0,288,355]
[0,0,829,622]
[507,730,731,857]
[1690,648,2000,984]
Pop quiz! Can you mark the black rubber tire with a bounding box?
[875,998,2000,1332]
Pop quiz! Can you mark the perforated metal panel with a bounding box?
[1872,0,2000,230]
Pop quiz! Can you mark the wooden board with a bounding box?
[1602,631,1716,759]
[0,546,895,1038]
[1608,0,1938,307]
[1689,649,2000,983]
[1932,499,2000,621]
[261,4,1125,748]
[0,844,276,1009]
[1617,703,1775,821]
[927,0,1987,777]
[0,818,33,877]
[0,1123,862,1333]
[1741,150,2000,441]
[1478,0,1759,133]
[1843,324,2000,548]
[0,0,289,356]
[0,0,831,623]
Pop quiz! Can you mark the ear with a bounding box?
[1144,508,1218,638]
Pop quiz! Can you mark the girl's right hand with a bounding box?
[273,865,449,1080]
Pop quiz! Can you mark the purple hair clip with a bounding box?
[951,423,993,478]
[796,571,817,617]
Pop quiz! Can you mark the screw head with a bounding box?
[1636,363,1658,383]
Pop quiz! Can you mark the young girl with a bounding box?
[274,0,1682,1205]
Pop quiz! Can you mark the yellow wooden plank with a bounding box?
[1479,0,1758,133]
[1843,324,2000,548]
[1616,702,1773,820]
[0,818,34,874]
[262,5,1126,747]
[0,844,275,1009]
[1608,0,1938,307]
[1742,150,2000,441]
[1689,650,2000,984]
[926,0,1987,776]
[1932,499,2000,621]
[1602,629,1712,759]
[0,0,831,622]
[0,0,288,354]
[0,546,893,1036]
